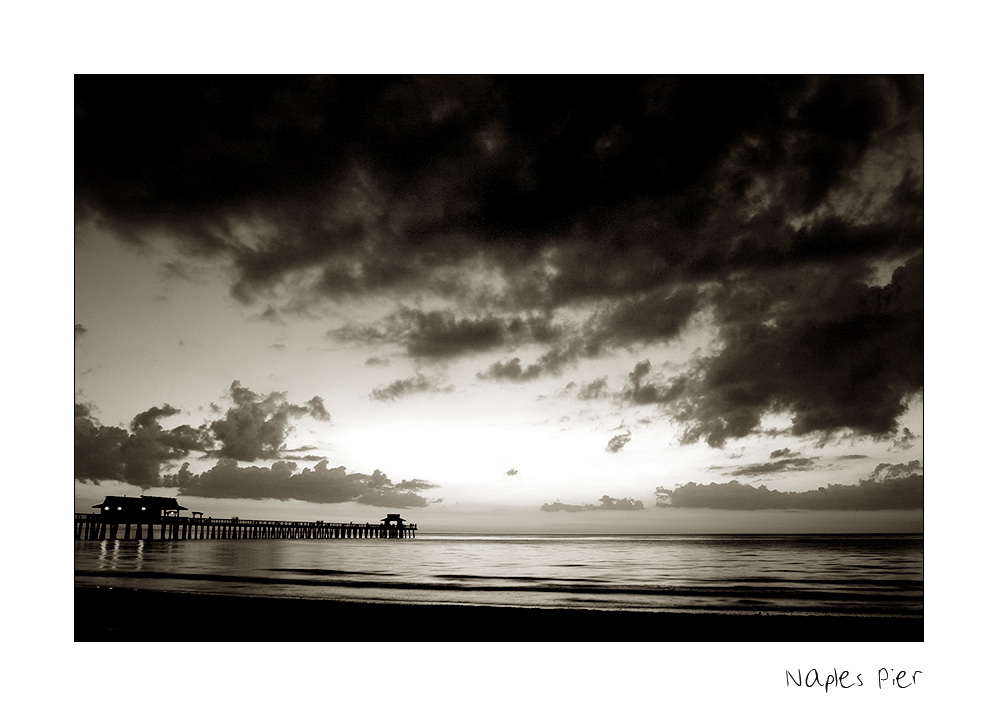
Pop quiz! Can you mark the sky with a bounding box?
[74,75,923,533]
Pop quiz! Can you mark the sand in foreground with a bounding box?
[75,587,922,642]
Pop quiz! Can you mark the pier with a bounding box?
[75,496,417,541]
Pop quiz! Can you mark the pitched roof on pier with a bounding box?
[92,495,188,514]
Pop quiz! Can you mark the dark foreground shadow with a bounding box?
[75,587,922,642]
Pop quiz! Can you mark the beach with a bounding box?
[75,587,922,642]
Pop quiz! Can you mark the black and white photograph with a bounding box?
[6,5,982,708]
[73,74,924,643]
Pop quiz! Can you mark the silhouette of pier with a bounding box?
[75,496,417,540]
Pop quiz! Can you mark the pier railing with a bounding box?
[74,513,417,541]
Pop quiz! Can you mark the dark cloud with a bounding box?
[75,386,439,507]
[333,308,560,359]
[576,377,609,401]
[395,309,509,357]
[541,495,645,512]
[209,381,330,461]
[75,402,211,489]
[304,396,331,422]
[130,404,181,431]
[586,285,702,350]
[75,403,130,483]
[75,323,87,340]
[77,76,922,447]
[370,374,453,402]
[477,357,542,382]
[506,468,519,476]
[619,251,922,446]
[475,339,586,382]
[726,456,817,477]
[716,448,819,478]
[605,430,632,453]
[892,427,917,451]
[620,360,687,406]
[655,461,922,510]
[172,460,439,508]
[77,76,921,299]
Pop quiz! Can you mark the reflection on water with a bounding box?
[75,534,923,617]
[96,539,146,572]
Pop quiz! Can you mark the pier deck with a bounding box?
[75,513,417,540]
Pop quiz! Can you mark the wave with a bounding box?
[74,568,922,611]
[75,533,922,618]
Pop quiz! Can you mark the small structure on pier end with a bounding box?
[92,495,188,521]
[380,513,409,538]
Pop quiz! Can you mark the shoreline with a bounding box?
[75,586,922,642]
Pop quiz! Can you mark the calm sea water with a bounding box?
[74,533,922,617]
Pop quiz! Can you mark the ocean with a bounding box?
[74,533,923,619]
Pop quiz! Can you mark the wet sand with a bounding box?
[75,586,922,642]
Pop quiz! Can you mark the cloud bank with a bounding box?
[75,382,437,508]
[541,495,645,512]
[76,76,923,450]
[369,374,454,402]
[724,449,818,477]
[655,461,922,510]
[170,460,440,508]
